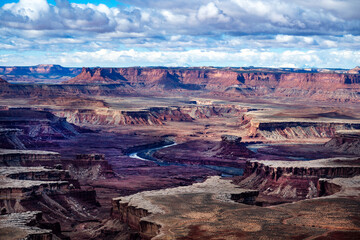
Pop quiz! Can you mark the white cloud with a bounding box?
[197,2,229,22]
[3,48,355,69]
[3,0,49,20]
[0,0,359,68]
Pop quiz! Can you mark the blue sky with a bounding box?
[0,0,359,68]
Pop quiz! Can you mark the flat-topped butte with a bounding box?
[250,157,360,169]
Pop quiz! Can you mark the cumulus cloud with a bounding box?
[0,0,359,68]
[2,48,358,69]
[1,0,359,37]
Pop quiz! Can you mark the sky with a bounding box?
[0,0,359,68]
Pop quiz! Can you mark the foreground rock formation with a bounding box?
[112,176,259,239]
[0,211,53,240]
[0,149,112,239]
[112,174,360,239]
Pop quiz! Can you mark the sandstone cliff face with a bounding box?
[0,211,53,240]
[348,66,360,74]
[236,158,360,202]
[65,67,360,90]
[0,149,105,238]
[213,135,254,159]
[0,108,81,148]
[249,121,360,140]
[1,68,360,102]
[0,129,25,149]
[61,67,360,102]
[112,176,258,239]
[70,67,127,84]
[324,130,360,155]
[53,105,244,126]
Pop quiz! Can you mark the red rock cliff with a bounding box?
[64,67,360,91]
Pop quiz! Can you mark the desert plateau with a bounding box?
[1,0,360,239]
[0,65,360,239]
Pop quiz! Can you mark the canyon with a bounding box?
[0,66,360,239]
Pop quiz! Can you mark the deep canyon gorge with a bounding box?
[0,65,360,239]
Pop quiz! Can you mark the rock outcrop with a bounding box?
[0,148,105,238]
[1,67,360,102]
[324,130,360,155]
[0,128,25,149]
[112,176,259,239]
[0,166,70,200]
[112,173,360,239]
[53,105,246,126]
[249,120,360,140]
[0,108,82,148]
[0,149,60,166]
[0,211,53,240]
[245,158,360,180]
[234,157,360,204]
[214,135,254,159]
[348,66,360,74]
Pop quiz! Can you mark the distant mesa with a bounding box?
[348,66,360,74]
[0,64,81,84]
[65,67,127,84]
[64,66,360,92]
[324,130,360,155]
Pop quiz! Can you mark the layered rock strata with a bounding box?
[0,166,70,201]
[246,157,360,179]
[112,174,360,239]
[324,130,360,155]
[112,176,259,239]
[235,157,360,204]
[53,105,246,126]
[0,128,25,149]
[0,108,81,149]
[0,149,60,166]
[249,120,360,140]
[65,67,360,91]
[0,211,53,240]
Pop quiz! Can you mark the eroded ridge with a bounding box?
[113,160,360,240]
[112,176,259,239]
[0,211,52,240]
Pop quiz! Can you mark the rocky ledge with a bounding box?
[324,130,360,155]
[0,211,52,240]
[0,166,70,200]
[112,174,360,240]
[247,157,360,179]
[0,149,60,166]
[112,176,259,239]
[248,119,360,141]
[233,157,360,205]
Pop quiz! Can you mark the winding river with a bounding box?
[128,141,244,176]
